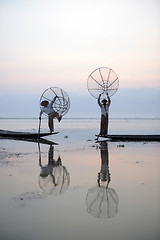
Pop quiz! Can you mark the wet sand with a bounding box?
[0,128,160,240]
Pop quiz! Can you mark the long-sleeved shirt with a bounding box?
[39,97,57,117]
[98,96,111,116]
[39,102,54,117]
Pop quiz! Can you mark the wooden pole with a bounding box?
[38,117,41,138]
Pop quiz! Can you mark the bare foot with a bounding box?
[58,115,62,122]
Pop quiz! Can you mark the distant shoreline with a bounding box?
[0,117,160,120]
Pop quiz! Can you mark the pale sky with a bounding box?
[0,0,160,96]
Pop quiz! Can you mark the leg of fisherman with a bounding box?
[105,113,109,135]
[48,116,54,132]
[100,115,105,135]
[100,115,108,136]
[49,111,58,118]
[100,116,103,135]
[48,111,62,132]
[49,111,62,122]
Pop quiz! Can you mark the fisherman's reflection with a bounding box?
[86,141,119,218]
[39,144,70,195]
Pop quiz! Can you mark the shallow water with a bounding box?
[0,119,160,240]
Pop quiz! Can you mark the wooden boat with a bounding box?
[95,134,160,142]
[0,129,59,139]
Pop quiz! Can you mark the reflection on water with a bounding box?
[0,134,160,240]
[0,117,160,240]
[86,142,119,218]
[38,143,70,195]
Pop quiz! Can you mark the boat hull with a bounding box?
[0,129,58,139]
[95,134,160,142]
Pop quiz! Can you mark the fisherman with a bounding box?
[98,93,111,136]
[39,95,62,133]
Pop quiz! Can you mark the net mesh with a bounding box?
[87,67,119,99]
[40,87,70,116]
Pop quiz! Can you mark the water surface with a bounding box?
[0,119,160,240]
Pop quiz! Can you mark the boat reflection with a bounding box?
[86,141,119,218]
[38,143,70,196]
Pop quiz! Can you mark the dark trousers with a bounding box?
[100,114,108,136]
[48,111,60,132]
